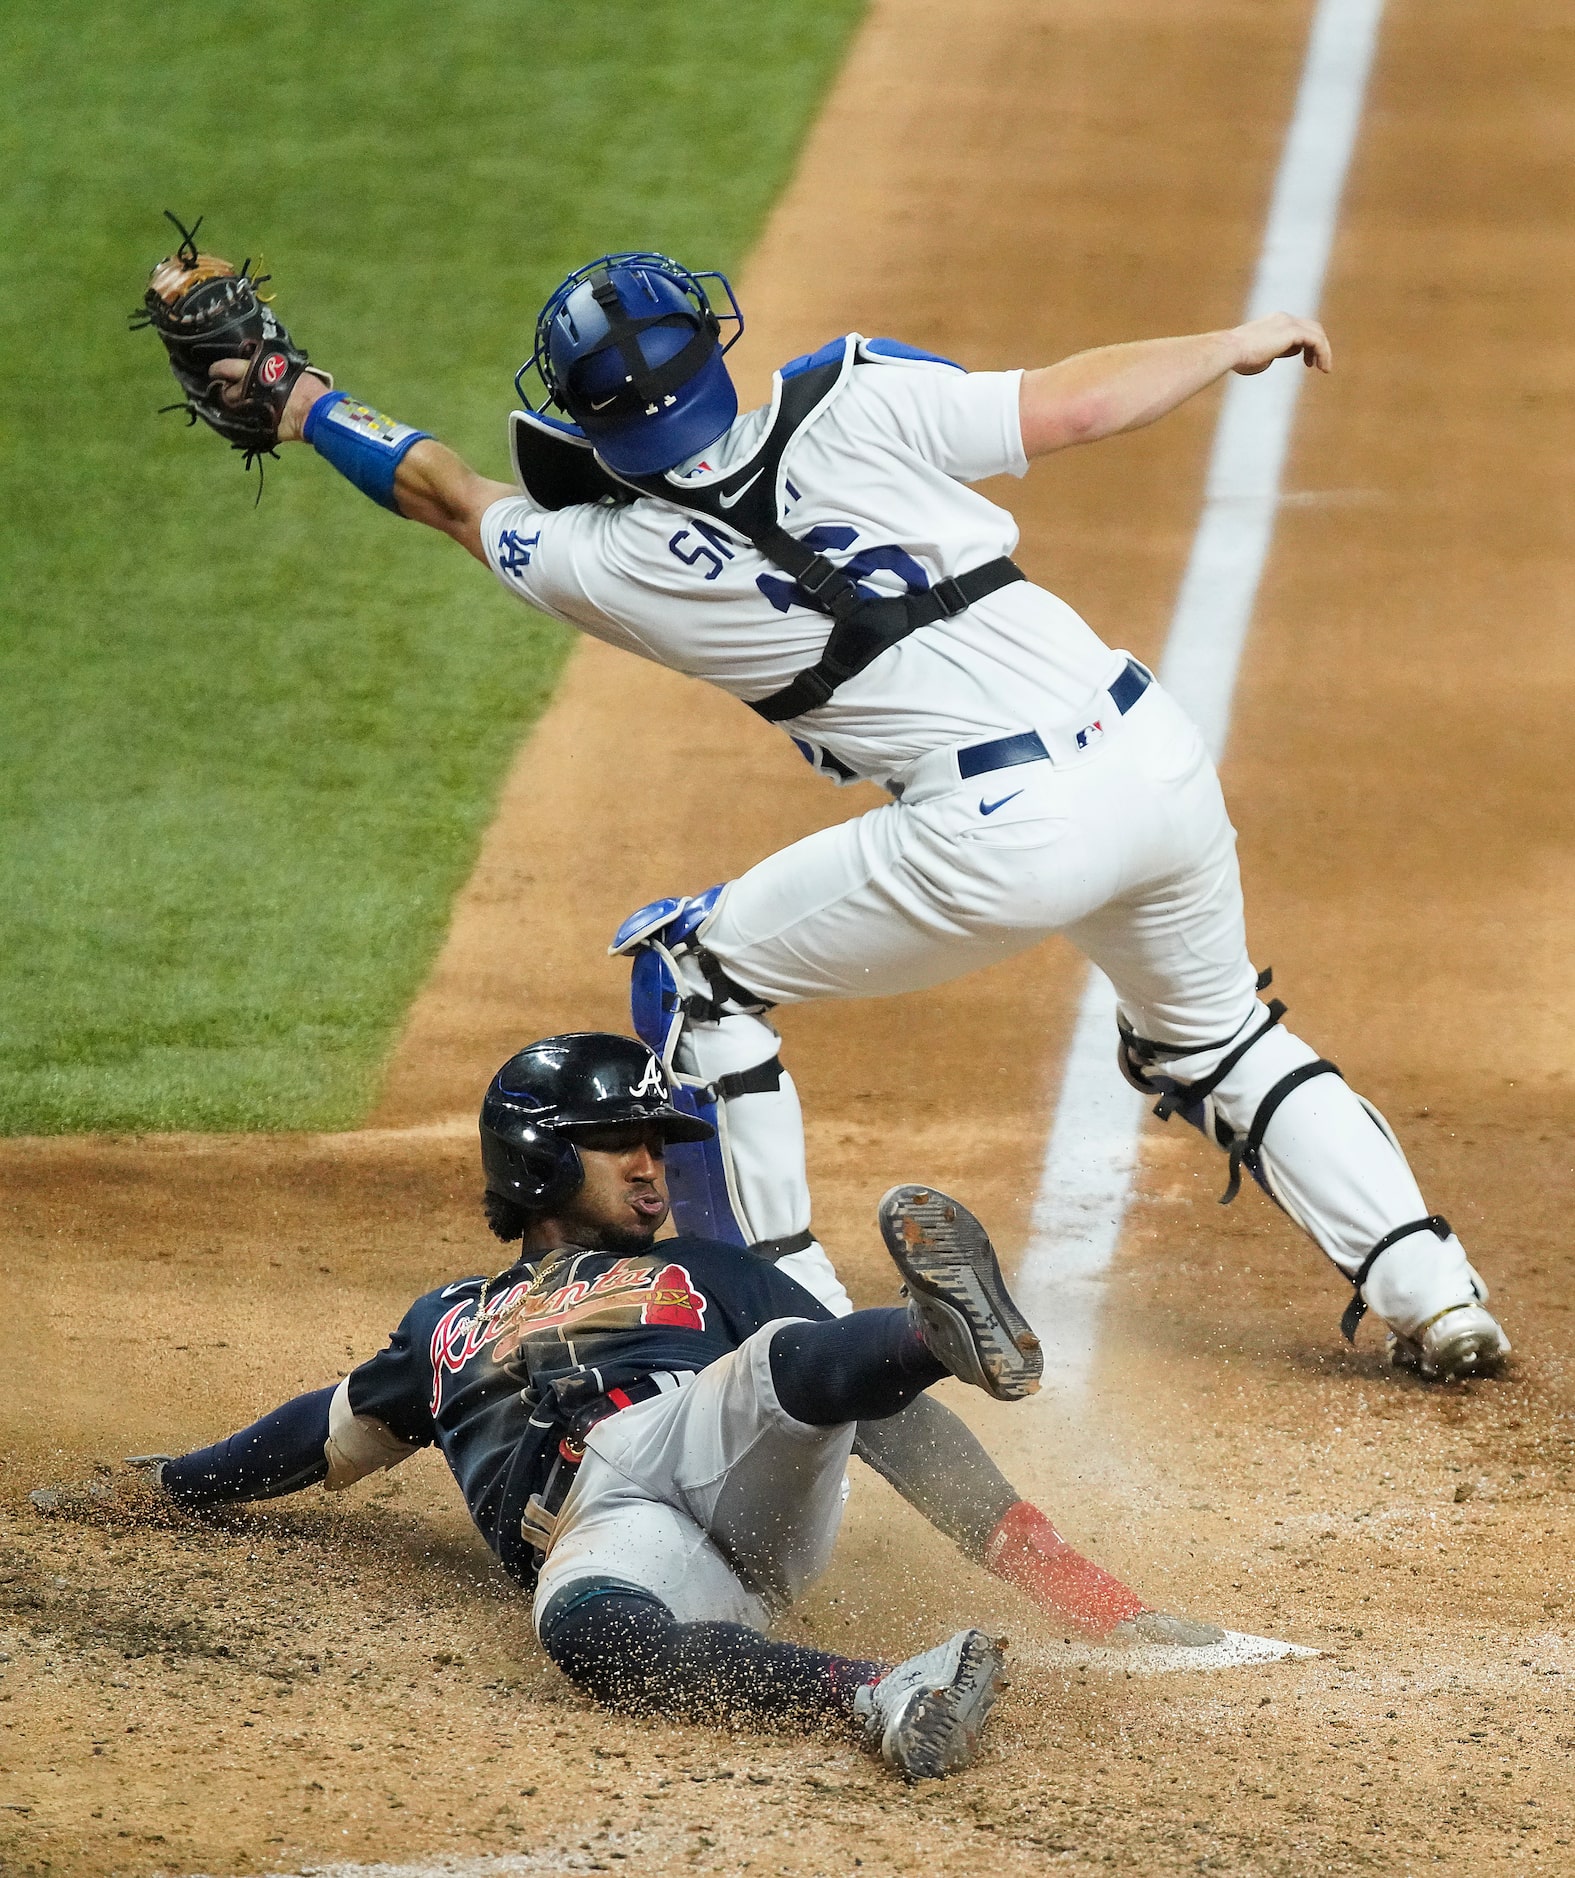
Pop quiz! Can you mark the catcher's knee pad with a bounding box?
[610,892,816,1264]
[1118,973,1338,1209]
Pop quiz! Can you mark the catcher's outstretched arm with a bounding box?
[385,439,514,561]
[1018,312,1331,458]
[213,361,511,561]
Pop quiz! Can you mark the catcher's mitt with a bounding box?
[132,210,328,475]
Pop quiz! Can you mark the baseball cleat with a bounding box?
[879,1185,1043,1401]
[854,1628,1007,1780]
[1387,1303,1510,1381]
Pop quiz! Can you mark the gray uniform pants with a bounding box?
[532,1320,853,1635]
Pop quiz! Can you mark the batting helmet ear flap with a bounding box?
[479,1114,584,1214]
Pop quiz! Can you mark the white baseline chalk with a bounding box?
[1018,0,1387,1385]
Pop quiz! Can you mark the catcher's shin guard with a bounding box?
[612,892,851,1314]
[1120,977,1495,1347]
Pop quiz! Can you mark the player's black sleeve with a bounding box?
[345,1306,439,1446]
[159,1292,440,1510]
[162,1387,335,1509]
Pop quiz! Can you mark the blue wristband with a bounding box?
[303,390,432,512]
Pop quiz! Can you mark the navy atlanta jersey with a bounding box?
[346,1235,830,1581]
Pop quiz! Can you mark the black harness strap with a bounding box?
[615,350,1025,721]
[1219,1058,1344,1205]
[711,1057,784,1101]
[748,1227,816,1264]
[1148,1000,1289,1123]
[1340,1215,1453,1342]
[752,557,1025,722]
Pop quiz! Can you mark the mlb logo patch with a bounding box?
[1076,719,1104,750]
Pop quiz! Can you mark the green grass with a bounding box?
[0,0,864,1132]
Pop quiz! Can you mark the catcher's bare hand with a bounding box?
[1229,312,1331,375]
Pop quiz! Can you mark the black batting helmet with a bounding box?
[479,1032,714,1214]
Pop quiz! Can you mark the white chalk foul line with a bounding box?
[1017,0,1387,1387]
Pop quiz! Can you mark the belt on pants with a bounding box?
[520,1370,696,1558]
[889,656,1152,802]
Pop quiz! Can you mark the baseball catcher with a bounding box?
[135,227,1509,1390]
[44,1035,1060,1778]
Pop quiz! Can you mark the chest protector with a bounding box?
[508,336,1024,722]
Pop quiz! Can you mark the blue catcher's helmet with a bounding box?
[515,252,744,477]
[479,1031,715,1214]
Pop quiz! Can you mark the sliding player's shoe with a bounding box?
[854,1629,1007,1779]
[878,1185,1043,1401]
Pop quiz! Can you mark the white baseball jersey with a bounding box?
[481,338,1124,787]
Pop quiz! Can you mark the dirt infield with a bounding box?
[8,0,1575,1872]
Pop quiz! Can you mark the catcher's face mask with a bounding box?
[517,252,743,477]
